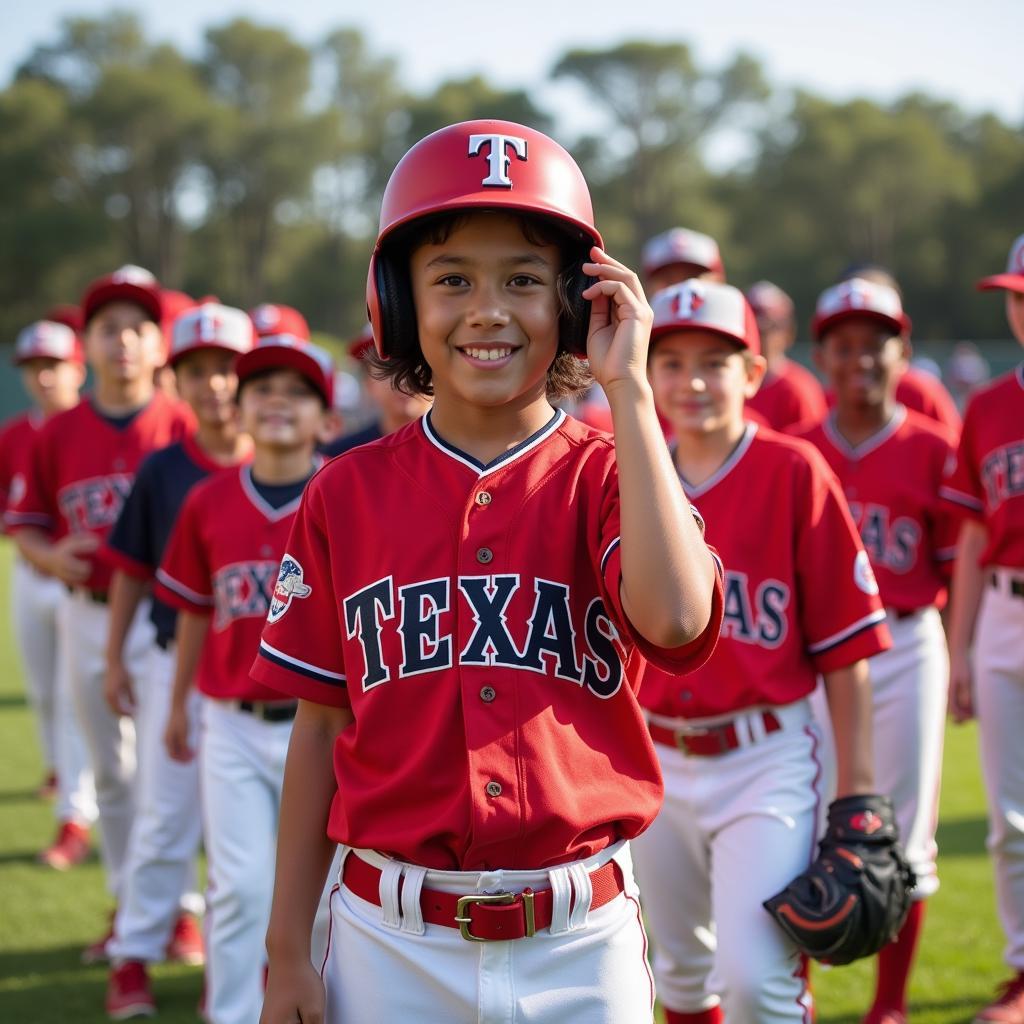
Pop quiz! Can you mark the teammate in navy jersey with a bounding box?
[102,303,254,1019]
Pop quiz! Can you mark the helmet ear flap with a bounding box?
[373,247,417,359]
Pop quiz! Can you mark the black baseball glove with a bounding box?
[762,793,916,965]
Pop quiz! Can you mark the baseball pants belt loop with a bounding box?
[989,570,1024,599]
[341,853,625,942]
[648,709,783,756]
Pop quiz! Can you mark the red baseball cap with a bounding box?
[651,280,760,355]
[249,304,310,342]
[81,265,163,326]
[642,228,724,277]
[977,233,1024,294]
[348,323,375,362]
[169,302,255,366]
[812,278,911,341]
[13,320,84,365]
[745,280,794,322]
[235,335,335,406]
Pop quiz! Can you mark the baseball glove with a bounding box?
[762,793,916,965]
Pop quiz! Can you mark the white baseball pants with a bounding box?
[321,841,655,1024]
[108,641,204,963]
[632,701,820,1022]
[974,569,1024,972]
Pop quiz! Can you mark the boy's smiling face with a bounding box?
[409,211,561,412]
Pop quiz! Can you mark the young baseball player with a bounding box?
[7,265,193,959]
[642,227,726,294]
[254,120,724,1024]
[102,302,255,1019]
[632,278,890,1023]
[1,318,95,868]
[799,277,959,1023]
[943,233,1024,1023]
[744,280,827,432]
[321,324,431,456]
[158,335,333,1024]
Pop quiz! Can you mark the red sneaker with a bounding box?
[82,911,116,965]
[36,771,58,800]
[166,912,205,966]
[36,820,90,870]
[105,960,156,1020]
[976,975,1024,1024]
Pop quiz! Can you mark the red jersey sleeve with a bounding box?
[5,420,58,534]
[154,492,213,615]
[940,405,984,520]
[795,449,891,673]
[596,456,724,675]
[250,477,349,707]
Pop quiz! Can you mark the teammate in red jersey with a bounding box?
[7,265,192,960]
[943,233,1024,1024]
[101,302,255,1019]
[744,280,827,432]
[1,319,92,865]
[801,276,959,1023]
[158,335,333,1024]
[254,121,723,1024]
[633,278,889,1023]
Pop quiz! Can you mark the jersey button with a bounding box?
[485,781,502,798]
[476,547,493,564]
[480,686,496,703]
[475,491,492,506]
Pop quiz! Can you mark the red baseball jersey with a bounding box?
[5,395,191,590]
[251,410,725,871]
[897,367,961,437]
[155,465,309,702]
[641,424,890,721]
[798,407,960,612]
[745,358,827,433]
[940,364,1024,568]
[0,412,43,533]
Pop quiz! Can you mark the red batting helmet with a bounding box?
[366,120,602,359]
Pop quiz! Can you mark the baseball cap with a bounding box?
[235,334,335,406]
[642,228,724,277]
[168,302,255,366]
[650,280,760,355]
[745,281,795,322]
[812,278,912,341]
[44,304,84,336]
[13,320,84,365]
[249,303,310,342]
[348,323,375,362]
[977,233,1024,294]
[81,265,163,326]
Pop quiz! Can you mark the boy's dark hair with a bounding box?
[236,366,328,409]
[366,210,593,401]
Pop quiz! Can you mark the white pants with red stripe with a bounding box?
[868,606,947,899]
[975,569,1024,972]
[12,560,97,825]
[322,841,654,1024]
[61,589,153,896]
[631,701,820,1022]
[108,641,204,963]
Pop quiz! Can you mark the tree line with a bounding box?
[2,12,1022,347]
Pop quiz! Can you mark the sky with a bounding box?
[4,0,1023,129]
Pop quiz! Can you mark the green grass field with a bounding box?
[0,540,1009,1022]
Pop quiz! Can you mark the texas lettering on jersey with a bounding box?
[341,573,626,699]
[979,441,1024,510]
[212,560,280,631]
[720,570,790,649]
[57,474,134,532]
[847,501,922,575]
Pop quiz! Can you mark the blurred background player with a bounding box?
[159,335,332,1024]
[943,233,1024,1024]
[744,280,827,432]
[634,279,890,1023]
[6,265,193,961]
[102,302,255,1019]
[321,323,431,456]
[155,288,196,400]
[800,277,959,1023]
[1,316,95,868]
[642,226,727,293]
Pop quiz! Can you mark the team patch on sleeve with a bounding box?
[267,554,312,624]
[853,550,880,596]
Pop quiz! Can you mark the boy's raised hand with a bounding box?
[582,247,654,393]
